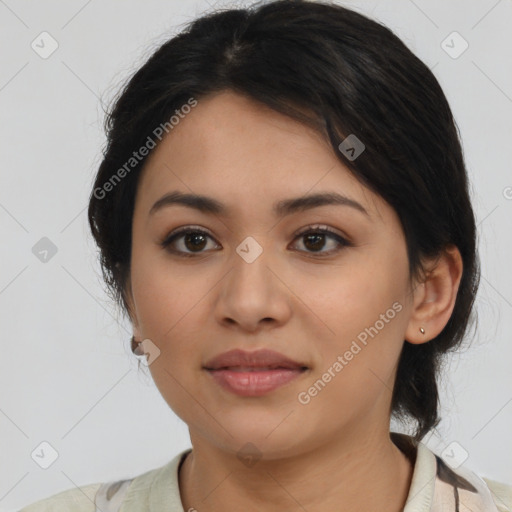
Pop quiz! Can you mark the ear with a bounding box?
[405,245,463,344]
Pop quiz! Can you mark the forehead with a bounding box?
[136,91,387,222]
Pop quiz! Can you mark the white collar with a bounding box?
[392,432,500,512]
[95,433,501,511]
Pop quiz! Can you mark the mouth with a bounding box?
[208,366,309,372]
[203,349,309,396]
[204,367,308,396]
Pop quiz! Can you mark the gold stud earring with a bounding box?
[419,327,425,334]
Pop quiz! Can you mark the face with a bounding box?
[126,90,418,459]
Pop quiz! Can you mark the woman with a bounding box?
[20,0,511,510]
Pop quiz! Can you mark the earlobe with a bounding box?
[405,245,463,344]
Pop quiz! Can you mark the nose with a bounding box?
[213,241,292,333]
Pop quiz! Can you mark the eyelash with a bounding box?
[160,224,352,258]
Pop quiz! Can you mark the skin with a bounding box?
[125,90,463,511]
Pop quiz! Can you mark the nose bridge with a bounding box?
[215,234,290,329]
[228,234,274,299]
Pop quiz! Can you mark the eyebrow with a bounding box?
[149,190,370,218]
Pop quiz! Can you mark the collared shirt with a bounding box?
[19,433,512,511]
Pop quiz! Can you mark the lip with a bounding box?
[204,348,307,371]
[203,349,309,397]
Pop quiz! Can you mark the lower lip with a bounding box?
[205,368,305,396]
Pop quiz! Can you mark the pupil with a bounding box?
[185,233,206,251]
[305,233,324,251]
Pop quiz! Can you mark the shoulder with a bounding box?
[18,476,146,512]
[482,477,512,512]
[18,483,102,512]
[18,449,190,512]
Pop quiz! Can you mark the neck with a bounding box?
[179,429,414,512]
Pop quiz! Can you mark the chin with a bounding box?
[205,415,311,458]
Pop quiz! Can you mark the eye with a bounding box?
[290,225,351,256]
[160,224,351,258]
[160,226,219,257]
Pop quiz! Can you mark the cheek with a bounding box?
[130,246,203,338]
[292,256,405,337]
[293,256,409,388]
[296,297,407,427]
[133,279,205,420]
[130,255,216,383]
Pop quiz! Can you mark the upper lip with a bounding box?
[203,349,307,370]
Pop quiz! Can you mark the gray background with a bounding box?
[1,0,511,509]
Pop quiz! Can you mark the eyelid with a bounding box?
[162,224,347,243]
[162,224,214,240]
[292,223,346,239]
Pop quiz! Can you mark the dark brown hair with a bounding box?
[88,0,480,441]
